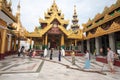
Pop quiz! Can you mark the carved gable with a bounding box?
[47,27,62,34]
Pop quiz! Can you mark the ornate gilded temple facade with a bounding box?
[82,0,120,55]
[26,1,83,50]
[0,0,27,60]
[1,0,119,59]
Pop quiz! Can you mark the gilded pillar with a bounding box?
[45,34,48,48]
[61,34,64,48]
[10,37,13,50]
[75,39,77,50]
[0,29,7,59]
[14,37,17,51]
[42,37,45,45]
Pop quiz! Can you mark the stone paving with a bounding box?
[0,54,120,80]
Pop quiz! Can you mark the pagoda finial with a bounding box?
[71,5,79,31]
[53,0,56,4]
[16,0,21,22]
[7,0,12,12]
[8,0,12,7]
[17,0,20,9]
[74,5,76,14]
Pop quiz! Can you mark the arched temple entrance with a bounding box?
[48,34,61,49]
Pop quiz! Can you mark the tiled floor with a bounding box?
[0,55,120,80]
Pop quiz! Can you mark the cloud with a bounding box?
[11,0,117,32]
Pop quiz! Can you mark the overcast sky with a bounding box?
[10,0,117,32]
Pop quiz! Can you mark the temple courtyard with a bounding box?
[0,51,120,80]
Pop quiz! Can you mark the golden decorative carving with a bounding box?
[85,22,120,39]
[83,0,120,32]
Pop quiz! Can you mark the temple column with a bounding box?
[0,29,7,59]
[8,34,12,51]
[109,33,115,52]
[75,39,77,50]
[10,37,13,50]
[87,39,90,52]
[14,37,17,51]
[81,41,84,53]
[45,34,48,48]
[42,37,45,45]
[75,40,77,46]
[61,34,64,49]
[95,37,100,55]
[29,38,32,49]
[18,39,20,50]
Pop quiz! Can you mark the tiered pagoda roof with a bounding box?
[39,0,69,29]
[71,5,80,31]
[26,0,83,39]
[83,0,120,32]
[0,0,16,22]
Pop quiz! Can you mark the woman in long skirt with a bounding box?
[84,50,90,69]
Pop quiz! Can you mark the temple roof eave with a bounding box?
[84,22,120,40]
[83,0,120,29]
[0,6,17,22]
[39,18,47,24]
[84,11,120,32]
[67,35,82,39]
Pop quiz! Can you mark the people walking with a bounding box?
[61,48,65,56]
[32,49,36,58]
[107,47,115,73]
[50,48,53,60]
[71,50,75,65]
[18,47,21,57]
[84,50,90,69]
[19,46,25,57]
[28,49,33,58]
[44,48,47,57]
[58,49,61,61]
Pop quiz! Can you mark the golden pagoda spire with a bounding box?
[16,0,21,31]
[17,0,20,10]
[53,0,55,4]
[71,5,79,31]
[74,5,76,15]
[16,0,20,17]
[1,0,7,8]
[7,0,12,12]
[8,0,12,6]
[52,0,57,11]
